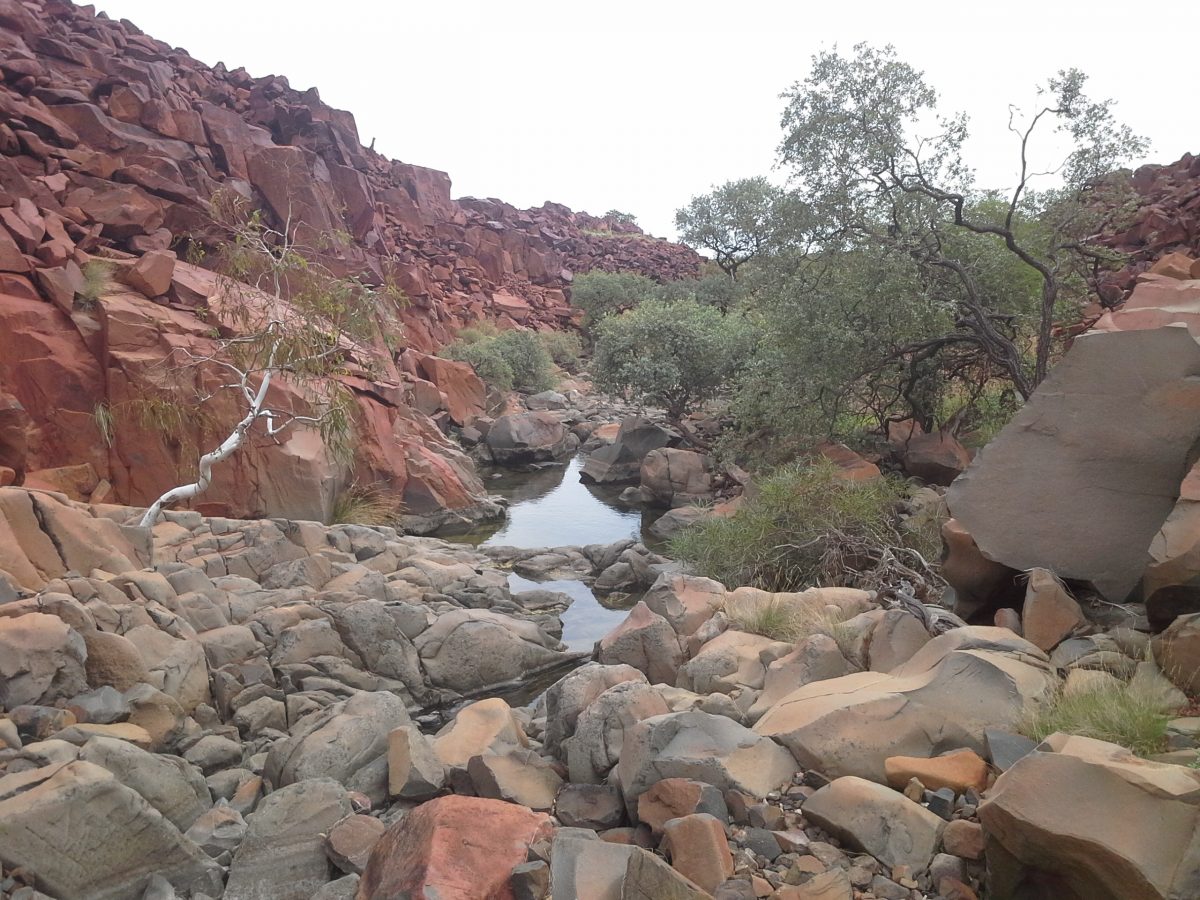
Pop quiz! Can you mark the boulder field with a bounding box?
[0,0,701,521]
[1,483,1198,900]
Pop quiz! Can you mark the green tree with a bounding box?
[593,298,755,423]
[776,44,1147,396]
[674,177,785,280]
[568,270,658,334]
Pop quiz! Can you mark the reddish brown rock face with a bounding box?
[357,795,552,900]
[0,0,698,521]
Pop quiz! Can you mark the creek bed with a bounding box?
[439,454,656,651]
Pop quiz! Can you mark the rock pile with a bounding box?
[0,483,1197,899]
[0,0,700,520]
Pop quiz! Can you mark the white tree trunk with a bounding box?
[138,367,274,528]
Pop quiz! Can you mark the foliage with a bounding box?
[592,298,755,421]
[603,209,639,228]
[442,325,556,393]
[669,461,924,591]
[1020,679,1172,758]
[776,44,1147,397]
[655,272,742,314]
[568,270,659,333]
[539,330,583,372]
[674,177,787,279]
[76,259,116,309]
[330,481,402,526]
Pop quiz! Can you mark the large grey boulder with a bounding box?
[0,612,87,708]
[564,680,671,783]
[325,599,427,702]
[414,608,566,693]
[0,760,223,899]
[581,417,673,484]
[79,735,211,831]
[542,663,648,758]
[803,776,946,872]
[639,447,714,506]
[615,710,796,808]
[754,627,1057,783]
[486,411,574,465]
[224,778,352,900]
[264,691,410,804]
[948,326,1200,604]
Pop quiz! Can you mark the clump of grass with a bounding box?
[330,481,402,526]
[1019,679,1171,758]
[669,460,926,592]
[93,402,115,448]
[76,259,116,309]
[725,590,859,649]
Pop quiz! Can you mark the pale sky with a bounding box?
[97,0,1190,240]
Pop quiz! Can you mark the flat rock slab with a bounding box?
[948,327,1200,601]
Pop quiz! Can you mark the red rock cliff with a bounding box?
[0,0,701,522]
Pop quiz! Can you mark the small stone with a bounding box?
[941,819,984,860]
[660,813,734,893]
[927,787,957,820]
[903,777,925,802]
[509,860,549,900]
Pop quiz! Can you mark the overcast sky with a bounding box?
[97,0,1191,240]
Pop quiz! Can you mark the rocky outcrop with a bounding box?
[947,325,1200,606]
[0,0,700,521]
[1096,153,1200,295]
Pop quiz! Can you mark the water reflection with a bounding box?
[440,454,651,650]
[508,573,639,652]
[449,455,651,548]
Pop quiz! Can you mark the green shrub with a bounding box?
[491,331,555,392]
[569,270,658,332]
[655,272,741,313]
[540,331,583,372]
[442,327,555,393]
[1019,678,1172,758]
[444,341,515,392]
[669,461,912,591]
[593,298,755,421]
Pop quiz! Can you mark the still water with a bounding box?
[442,455,652,650]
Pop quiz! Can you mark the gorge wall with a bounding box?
[0,0,702,523]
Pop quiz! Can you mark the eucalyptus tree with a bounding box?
[675,177,786,281]
[776,44,1147,397]
[137,194,395,526]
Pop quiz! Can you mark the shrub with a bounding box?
[76,259,116,309]
[330,481,402,526]
[569,270,658,332]
[540,330,583,372]
[593,298,754,422]
[656,273,741,313]
[669,461,916,591]
[444,340,515,391]
[1019,677,1173,758]
[491,331,555,393]
[442,327,555,393]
